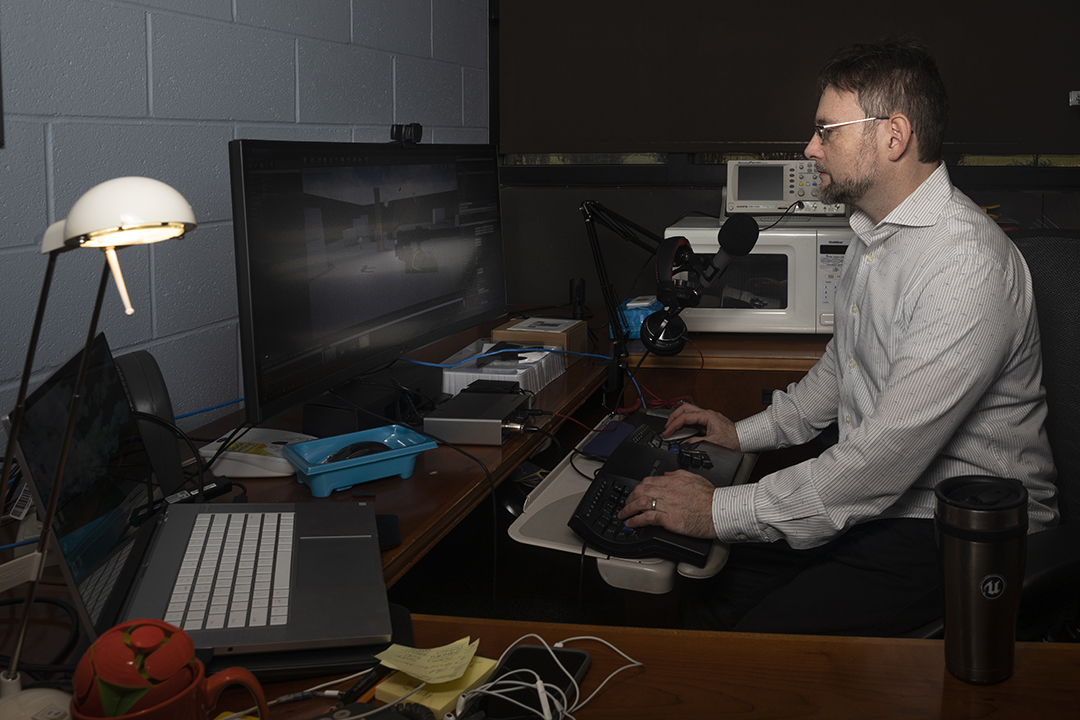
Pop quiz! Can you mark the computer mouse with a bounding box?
[666,426,701,441]
[323,441,391,464]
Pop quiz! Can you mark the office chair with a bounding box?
[905,229,1080,640]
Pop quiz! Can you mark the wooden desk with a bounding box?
[631,332,830,373]
[193,318,608,588]
[624,333,828,417]
[259,614,1080,719]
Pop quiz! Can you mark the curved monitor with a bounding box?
[228,140,507,424]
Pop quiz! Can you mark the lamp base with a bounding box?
[0,672,72,720]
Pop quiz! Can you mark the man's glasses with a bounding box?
[813,116,890,143]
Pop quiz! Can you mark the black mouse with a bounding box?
[323,441,390,464]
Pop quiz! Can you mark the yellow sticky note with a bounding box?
[375,637,478,684]
[374,656,498,718]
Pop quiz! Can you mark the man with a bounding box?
[618,39,1059,635]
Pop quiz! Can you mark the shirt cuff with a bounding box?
[711,483,769,543]
[735,412,776,454]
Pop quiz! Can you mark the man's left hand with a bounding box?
[617,470,717,538]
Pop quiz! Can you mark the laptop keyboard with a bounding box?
[165,511,294,632]
[79,543,133,626]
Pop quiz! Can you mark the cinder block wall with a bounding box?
[0,0,489,438]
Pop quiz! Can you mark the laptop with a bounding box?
[6,334,393,656]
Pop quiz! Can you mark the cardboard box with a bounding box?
[491,318,588,367]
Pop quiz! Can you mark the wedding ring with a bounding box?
[651,497,657,511]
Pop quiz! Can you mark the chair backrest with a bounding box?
[1009,230,1080,524]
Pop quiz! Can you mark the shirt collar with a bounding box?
[849,162,949,245]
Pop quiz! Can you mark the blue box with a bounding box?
[281,425,437,498]
[615,299,662,339]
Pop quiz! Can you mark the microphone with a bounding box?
[640,215,760,357]
[698,213,759,289]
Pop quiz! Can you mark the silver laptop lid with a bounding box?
[7,333,157,635]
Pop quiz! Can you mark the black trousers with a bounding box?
[681,518,942,636]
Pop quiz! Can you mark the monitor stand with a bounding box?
[302,363,444,437]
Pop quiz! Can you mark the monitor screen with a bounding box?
[228,140,508,424]
[736,165,785,201]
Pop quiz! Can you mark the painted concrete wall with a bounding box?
[0,0,488,439]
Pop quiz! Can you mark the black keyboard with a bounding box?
[567,422,743,567]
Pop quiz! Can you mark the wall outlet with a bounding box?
[1071,91,1080,106]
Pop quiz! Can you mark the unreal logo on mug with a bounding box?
[981,574,1007,600]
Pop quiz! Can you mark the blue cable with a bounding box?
[0,537,39,552]
[174,397,243,420]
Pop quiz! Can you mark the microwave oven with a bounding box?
[664,216,853,334]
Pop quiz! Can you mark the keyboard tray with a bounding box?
[568,422,744,567]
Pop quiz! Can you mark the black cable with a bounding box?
[609,345,652,414]
[327,391,502,610]
[341,377,439,426]
[131,411,207,504]
[202,422,254,479]
[568,450,602,482]
[757,201,805,231]
[578,541,589,616]
[523,426,562,458]
[0,596,81,670]
[622,252,657,305]
[671,210,718,223]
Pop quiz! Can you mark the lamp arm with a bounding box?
[4,257,111,680]
[0,252,59,531]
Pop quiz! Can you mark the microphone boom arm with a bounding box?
[579,201,666,386]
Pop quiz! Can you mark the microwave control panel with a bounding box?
[816,230,854,328]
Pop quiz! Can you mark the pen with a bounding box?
[331,664,394,710]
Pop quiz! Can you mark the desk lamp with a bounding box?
[0,177,196,719]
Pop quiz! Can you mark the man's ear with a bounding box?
[884,113,915,161]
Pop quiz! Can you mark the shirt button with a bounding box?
[851,305,858,314]
[849,359,857,368]
[845,415,852,424]
[866,253,874,262]
[737,534,748,542]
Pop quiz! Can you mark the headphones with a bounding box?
[640,306,689,356]
[640,235,699,356]
[639,214,760,356]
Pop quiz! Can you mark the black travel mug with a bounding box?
[935,476,1027,684]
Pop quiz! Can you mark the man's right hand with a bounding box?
[664,402,741,451]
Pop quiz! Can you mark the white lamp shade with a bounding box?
[62,176,196,249]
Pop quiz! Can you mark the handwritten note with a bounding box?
[375,637,479,684]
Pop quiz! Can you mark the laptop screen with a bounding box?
[15,334,154,586]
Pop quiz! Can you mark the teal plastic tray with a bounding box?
[281,425,436,498]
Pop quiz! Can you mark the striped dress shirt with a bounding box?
[718,163,1058,549]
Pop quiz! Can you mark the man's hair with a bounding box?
[818,38,949,164]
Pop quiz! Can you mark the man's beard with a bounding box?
[817,147,877,206]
